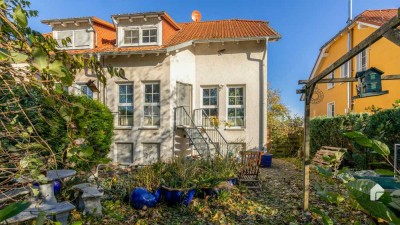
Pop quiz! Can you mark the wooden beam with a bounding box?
[298,74,400,84]
[303,84,315,211]
[307,9,400,87]
[383,28,400,47]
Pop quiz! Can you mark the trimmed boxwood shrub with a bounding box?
[0,84,114,172]
[310,108,400,169]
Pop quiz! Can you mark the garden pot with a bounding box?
[130,187,162,210]
[161,185,196,206]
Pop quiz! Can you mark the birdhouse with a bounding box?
[355,67,388,98]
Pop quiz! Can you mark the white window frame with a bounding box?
[54,29,92,50]
[327,72,335,89]
[327,102,335,117]
[117,82,134,128]
[141,27,158,44]
[201,87,219,117]
[356,49,368,72]
[226,86,246,128]
[143,82,161,128]
[340,61,350,78]
[120,25,159,47]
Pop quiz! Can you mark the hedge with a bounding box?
[310,108,400,169]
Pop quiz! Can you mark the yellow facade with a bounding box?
[310,24,400,118]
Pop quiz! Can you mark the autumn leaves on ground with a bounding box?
[76,158,374,225]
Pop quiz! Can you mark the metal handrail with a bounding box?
[174,106,211,157]
[193,109,229,157]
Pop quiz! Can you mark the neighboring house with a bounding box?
[41,11,281,165]
[308,9,400,118]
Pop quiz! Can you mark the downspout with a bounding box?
[347,0,353,113]
[260,37,269,152]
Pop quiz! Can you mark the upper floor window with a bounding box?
[340,61,350,78]
[144,82,160,127]
[55,29,91,49]
[327,102,335,117]
[227,87,245,128]
[142,28,157,43]
[121,26,158,46]
[327,72,335,89]
[356,49,367,72]
[124,29,139,45]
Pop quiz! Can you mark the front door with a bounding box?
[176,82,192,110]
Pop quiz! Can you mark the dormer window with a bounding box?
[142,28,157,43]
[54,29,91,49]
[124,29,139,45]
[120,26,160,46]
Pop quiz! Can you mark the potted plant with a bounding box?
[160,158,198,206]
[129,163,164,209]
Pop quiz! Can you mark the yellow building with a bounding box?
[308,9,400,118]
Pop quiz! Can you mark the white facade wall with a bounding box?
[74,40,267,164]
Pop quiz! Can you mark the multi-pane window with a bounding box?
[142,29,157,43]
[56,30,73,48]
[227,87,245,128]
[144,83,160,127]
[356,49,367,72]
[327,72,335,89]
[340,61,350,78]
[118,84,134,126]
[79,84,93,99]
[124,29,139,45]
[327,102,335,117]
[202,87,218,118]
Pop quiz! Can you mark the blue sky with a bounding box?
[28,0,400,116]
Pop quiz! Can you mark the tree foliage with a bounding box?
[0,0,122,193]
[267,85,303,156]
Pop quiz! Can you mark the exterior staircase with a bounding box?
[174,106,229,158]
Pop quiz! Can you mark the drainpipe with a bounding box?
[346,0,353,113]
[260,37,269,152]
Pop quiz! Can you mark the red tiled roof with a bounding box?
[357,9,398,26]
[44,15,280,54]
[166,19,280,46]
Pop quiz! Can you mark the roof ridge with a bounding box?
[178,19,268,25]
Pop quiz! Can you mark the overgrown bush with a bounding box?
[0,85,114,172]
[310,107,400,169]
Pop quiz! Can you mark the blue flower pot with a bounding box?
[162,186,196,206]
[130,187,161,210]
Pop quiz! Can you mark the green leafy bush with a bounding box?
[0,85,114,172]
[310,108,400,169]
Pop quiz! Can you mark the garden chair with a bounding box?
[238,151,262,190]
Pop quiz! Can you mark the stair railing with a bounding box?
[193,109,229,157]
[174,106,211,157]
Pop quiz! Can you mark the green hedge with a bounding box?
[0,85,114,172]
[310,108,400,169]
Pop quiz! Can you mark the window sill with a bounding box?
[138,127,160,130]
[224,128,245,131]
[115,126,133,130]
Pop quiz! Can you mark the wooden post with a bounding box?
[303,84,315,211]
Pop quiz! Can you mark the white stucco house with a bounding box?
[41,11,281,165]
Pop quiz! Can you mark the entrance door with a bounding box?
[176,82,192,109]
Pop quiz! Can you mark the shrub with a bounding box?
[0,85,114,172]
[310,107,400,170]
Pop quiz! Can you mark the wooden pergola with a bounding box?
[297,8,400,211]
